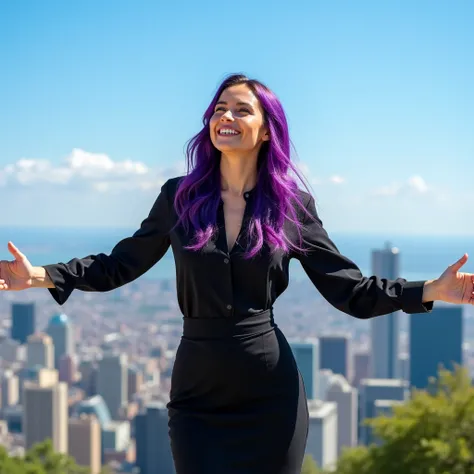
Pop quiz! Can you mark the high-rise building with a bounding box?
[11,303,35,344]
[353,351,370,387]
[359,378,408,445]
[370,243,400,379]
[97,353,128,419]
[59,354,76,384]
[72,395,112,429]
[290,340,319,399]
[306,400,338,471]
[26,333,54,369]
[23,378,68,453]
[135,401,175,474]
[1,370,19,409]
[319,334,351,380]
[0,337,22,363]
[326,375,358,455]
[410,305,463,390]
[128,366,143,401]
[68,415,102,474]
[46,313,74,370]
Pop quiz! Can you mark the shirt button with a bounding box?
[226,304,232,310]
[224,258,229,264]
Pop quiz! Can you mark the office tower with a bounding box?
[46,313,74,369]
[306,400,338,470]
[18,367,59,404]
[318,369,335,400]
[128,366,143,401]
[72,395,112,429]
[23,379,68,453]
[26,333,54,369]
[97,353,128,419]
[410,305,463,390]
[11,302,35,344]
[135,401,175,474]
[398,353,410,381]
[370,243,400,379]
[78,360,98,396]
[353,351,370,387]
[359,378,408,445]
[102,420,130,454]
[374,399,402,417]
[59,354,76,384]
[326,375,358,455]
[290,340,319,399]
[0,337,22,363]
[68,415,102,474]
[1,370,19,409]
[319,334,351,380]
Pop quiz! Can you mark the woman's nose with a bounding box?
[220,110,234,121]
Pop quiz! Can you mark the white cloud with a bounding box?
[372,175,429,197]
[0,149,185,193]
[329,175,346,185]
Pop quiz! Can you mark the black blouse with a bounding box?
[43,176,433,319]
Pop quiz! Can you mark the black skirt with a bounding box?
[167,311,309,474]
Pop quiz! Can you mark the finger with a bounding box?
[451,253,468,273]
[7,241,25,261]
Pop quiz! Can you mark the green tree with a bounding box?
[0,440,91,474]
[333,366,474,474]
[301,454,324,473]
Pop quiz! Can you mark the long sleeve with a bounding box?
[43,180,172,306]
[293,195,434,319]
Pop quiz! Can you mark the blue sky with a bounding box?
[1,0,473,234]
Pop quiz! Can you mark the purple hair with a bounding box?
[174,74,312,258]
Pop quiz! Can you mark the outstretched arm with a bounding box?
[293,195,434,319]
[39,180,173,306]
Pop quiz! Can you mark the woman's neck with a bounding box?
[220,153,258,196]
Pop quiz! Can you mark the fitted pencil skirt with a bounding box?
[167,311,309,474]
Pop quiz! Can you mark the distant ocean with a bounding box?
[0,227,472,283]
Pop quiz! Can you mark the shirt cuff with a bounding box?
[43,264,75,306]
[401,280,434,314]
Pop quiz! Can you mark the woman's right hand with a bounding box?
[0,242,35,291]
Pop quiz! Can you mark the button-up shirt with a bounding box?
[44,176,433,319]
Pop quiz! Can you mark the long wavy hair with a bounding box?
[174,73,312,258]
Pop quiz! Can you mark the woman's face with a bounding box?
[209,84,269,156]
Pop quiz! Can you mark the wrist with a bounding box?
[422,279,440,303]
[31,266,54,289]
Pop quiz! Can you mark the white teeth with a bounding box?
[219,129,239,135]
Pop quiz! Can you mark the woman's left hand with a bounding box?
[434,254,474,305]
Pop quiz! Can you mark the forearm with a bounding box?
[31,266,55,289]
[422,279,440,303]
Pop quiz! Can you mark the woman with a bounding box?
[0,74,473,474]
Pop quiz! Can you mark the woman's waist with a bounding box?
[182,309,276,339]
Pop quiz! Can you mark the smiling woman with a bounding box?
[0,73,471,474]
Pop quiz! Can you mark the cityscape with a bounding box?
[0,243,471,473]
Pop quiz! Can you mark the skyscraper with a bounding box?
[326,375,358,455]
[290,340,319,399]
[68,415,102,474]
[370,243,400,379]
[23,378,68,453]
[359,378,408,445]
[305,400,338,470]
[46,313,74,369]
[72,395,112,428]
[319,334,351,380]
[26,333,54,369]
[11,303,35,344]
[97,353,128,419]
[135,402,175,474]
[1,370,19,410]
[410,305,463,390]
